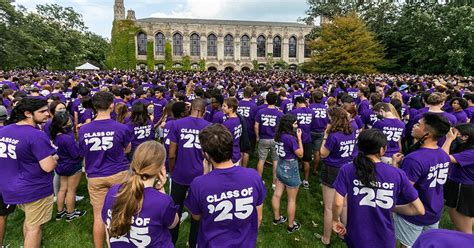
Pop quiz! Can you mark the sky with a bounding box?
[14,0,310,39]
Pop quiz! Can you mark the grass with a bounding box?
[4,155,455,248]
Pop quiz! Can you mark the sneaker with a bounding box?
[75,195,84,202]
[302,180,310,189]
[56,210,67,220]
[65,210,86,222]
[272,216,288,225]
[180,211,189,224]
[272,184,276,190]
[287,222,301,233]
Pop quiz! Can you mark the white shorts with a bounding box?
[394,214,439,247]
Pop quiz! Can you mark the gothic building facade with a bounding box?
[114,0,313,71]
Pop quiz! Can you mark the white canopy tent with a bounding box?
[75,62,99,70]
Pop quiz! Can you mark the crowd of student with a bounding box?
[0,70,473,248]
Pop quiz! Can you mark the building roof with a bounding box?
[136,17,311,28]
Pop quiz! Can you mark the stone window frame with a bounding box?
[173,32,183,56]
[289,36,297,58]
[207,34,217,57]
[190,33,200,57]
[240,35,250,57]
[224,34,234,57]
[137,32,147,56]
[257,35,266,58]
[273,35,282,58]
[155,32,165,56]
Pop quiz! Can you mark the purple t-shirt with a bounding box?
[168,116,210,186]
[360,109,379,127]
[413,229,474,248]
[79,108,94,124]
[237,100,257,137]
[373,118,405,157]
[53,133,82,176]
[452,110,468,123]
[151,97,168,122]
[79,119,132,178]
[333,162,418,248]
[280,99,294,114]
[449,148,474,184]
[126,120,155,152]
[223,117,242,163]
[275,134,299,160]
[184,166,267,248]
[290,107,313,144]
[102,185,178,248]
[399,148,450,225]
[322,131,357,168]
[255,107,283,139]
[211,110,225,124]
[358,99,370,114]
[0,124,56,204]
[464,106,474,120]
[309,103,329,132]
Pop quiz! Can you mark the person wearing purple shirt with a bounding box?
[309,90,329,176]
[463,93,474,122]
[393,112,451,248]
[72,86,90,129]
[78,92,132,248]
[290,96,313,189]
[210,94,225,124]
[272,114,304,233]
[102,141,179,248]
[332,129,424,248]
[222,98,242,164]
[49,113,86,222]
[0,97,57,247]
[357,86,370,114]
[168,98,210,247]
[279,90,294,114]
[412,229,474,248]
[126,102,155,159]
[185,124,266,247]
[319,107,357,246]
[255,92,283,188]
[450,97,468,123]
[237,87,257,139]
[442,123,474,234]
[151,86,168,122]
[373,103,406,165]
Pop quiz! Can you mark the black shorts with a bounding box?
[311,132,324,152]
[444,179,474,217]
[0,193,15,216]
[320,164,341,188]
[302,143,312,162]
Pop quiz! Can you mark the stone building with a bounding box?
[114,0,313,71]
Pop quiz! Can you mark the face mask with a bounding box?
[376,114,384,120]
[147,108,154,114]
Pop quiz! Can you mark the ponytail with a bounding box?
[354,152,377,188]
[109,173,145,237]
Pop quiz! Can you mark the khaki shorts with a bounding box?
[18,195,54,227]
[87,171,128,210]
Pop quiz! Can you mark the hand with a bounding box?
[296,128,302,139]
[446,127,459,141]
[332,221,346,236]
[391,153,404,168]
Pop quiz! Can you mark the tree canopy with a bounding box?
[0,1,109,70]
[300,1,474,75]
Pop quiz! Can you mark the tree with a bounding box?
[305,12,386,74]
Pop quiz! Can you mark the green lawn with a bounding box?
[3,156,455,248]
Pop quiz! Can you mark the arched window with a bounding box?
[155,32,165,56]
[289,36,297,58]
[207,34,217,57]
[137,32,147,55]
[257,35,266,57]
[273,36,281,57]
[240,35,250,57]
[190,33,200,57]
[304,37,311,58]
[173,33,183,56]
[224,34,234,57]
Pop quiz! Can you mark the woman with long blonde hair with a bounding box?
[102,141,179,247]
[373,102,405,165]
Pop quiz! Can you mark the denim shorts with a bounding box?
[276,159,301,188]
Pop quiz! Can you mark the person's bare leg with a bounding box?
[66,173,82,213]
[0,216,7,246]
[272,160,278,184]
[271,180,285,220]
[313,151,321,174]
[57,176,68,212]
[286,187,299,228]
[303,161,310,181]
[341,197,348,225]
[93,206,105,248]
[257,159,265,177]
[322,185,335,245]
[448,207,473,234]
[23,223,42,248]
[241,152,249,167]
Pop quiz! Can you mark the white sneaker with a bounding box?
[180,211,189,223]
[272,184,276,190]
[75,196,84,202]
